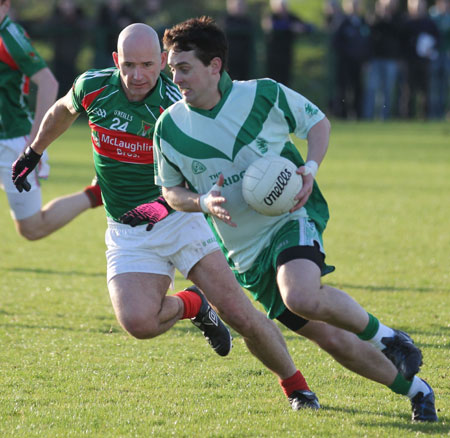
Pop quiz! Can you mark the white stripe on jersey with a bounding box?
[96,89,119,101]
[165,85,182,103]
[83,68,116,80]
[7,24,30,52]
[144,104,158,121]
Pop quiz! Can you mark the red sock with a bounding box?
[279,370,310,397]
[174,290,202,319]
[84,183,103,208]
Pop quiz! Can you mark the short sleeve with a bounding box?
[277,83,325,139]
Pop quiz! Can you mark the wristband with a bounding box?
[199,183,221,213]
[199,194,209,213]
[303,160,318,178]
[26,146,42,159]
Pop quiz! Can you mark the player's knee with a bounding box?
[283,288,321,320]
[120,315,159,340]
[16,224,43,241]
[16,217,47,241]
[215,303,255,336]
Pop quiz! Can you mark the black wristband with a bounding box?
[25,146,42,159]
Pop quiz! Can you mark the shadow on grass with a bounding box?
[320,404,392,417]
[323,405,448,433]
[0,319,198,336]
[3,267,104,277]
[358,419,449,435]
[327,282,450,294]
[0,321,117,334]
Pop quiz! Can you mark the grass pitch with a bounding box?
[0,120,448,437]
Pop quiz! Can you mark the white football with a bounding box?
[242,155,302,216]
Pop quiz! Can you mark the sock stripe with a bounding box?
[357,313,380,341]
[389,372,413,395]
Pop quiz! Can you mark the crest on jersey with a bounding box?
[138,121,154,138]
[256,137,268,154]
[305,103,319,117]
[192,160,206,174]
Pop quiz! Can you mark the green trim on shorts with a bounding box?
[235,218,329,320]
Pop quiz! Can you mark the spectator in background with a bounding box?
[332,0,371,119]
[400,0,440,118]
[324,0,345,32]
[45,0,89,97]
[323,0,345,115]
[428,0,450,119]
[142,0,167,39]
[262,0,314,86]
[93,0,136,68]
[363,0,402,120]
[222,0,255,80]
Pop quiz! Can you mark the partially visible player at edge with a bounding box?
[126,16,437,421]
[0,0,101,241]
[11,22,329,411]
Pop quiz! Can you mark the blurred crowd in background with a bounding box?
[9,0,450,120]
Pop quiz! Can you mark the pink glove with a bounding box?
[119,197,172,231]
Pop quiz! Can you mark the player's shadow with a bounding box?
[0,318,200,336]
[4,267,104,277]
[320,404,393,418]
[0,320,117,334]
[327,282,450,294]
[324,406,447,432]
[359,419,448,434]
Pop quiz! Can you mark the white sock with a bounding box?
[367,322,395,350]
[407,377,431,399]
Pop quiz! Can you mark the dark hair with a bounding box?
[163,16,228,73]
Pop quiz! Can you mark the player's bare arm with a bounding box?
[162,175,236,227]
[292,117,331,212]
[12,90,82,192]
[27,67,58,147]
[30,90,80,155]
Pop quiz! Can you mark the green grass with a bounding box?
[1,121,449,437]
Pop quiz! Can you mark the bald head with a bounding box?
[113,23,167,102]
[117,23,161,56]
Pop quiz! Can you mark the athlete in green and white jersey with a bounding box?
[154,72,329,276]
[1,0,101,240]
[149,17,437,421]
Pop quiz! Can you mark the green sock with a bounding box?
[389,372,413,395]
[357,313,379,341]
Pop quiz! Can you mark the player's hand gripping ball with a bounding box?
[242,155,302,216]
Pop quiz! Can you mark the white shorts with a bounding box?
[105,210,220,283]
[0,136,49,220]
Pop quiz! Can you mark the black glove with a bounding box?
[119,197,172,231]
[12,146,42,192]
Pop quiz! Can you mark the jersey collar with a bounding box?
[0,15,11,31]
[109,70,165,106]
[189,71,233,118]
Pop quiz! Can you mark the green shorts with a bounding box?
[235,217,333,319]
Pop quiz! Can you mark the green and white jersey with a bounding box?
[71,68,181,221]
[154,73,330,273]
[0,15,47,139]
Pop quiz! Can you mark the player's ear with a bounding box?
[210,57,222,75]
[112,52,119,68]
[160,51,168,70]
